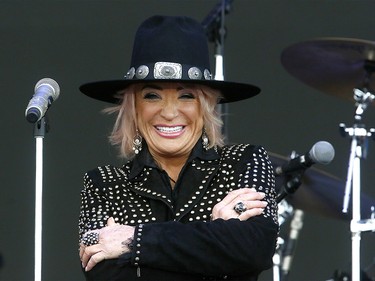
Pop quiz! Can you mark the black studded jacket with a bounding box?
[79,142,279,281]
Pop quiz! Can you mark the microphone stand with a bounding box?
[32,116,49,281]
[202,0,233,140]
[280,209,304,281]
[339,87,375,281]
[273,171,303,281]
[273,200,294,281]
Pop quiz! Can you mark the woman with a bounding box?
[79,15,278,281]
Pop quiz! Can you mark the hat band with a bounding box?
[124,62,212,81]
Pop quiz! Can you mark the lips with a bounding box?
[155,125,185,137]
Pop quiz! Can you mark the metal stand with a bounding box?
[272,237,283,281]
[272,150,306,281]
[273,199,304,281]
[340,88,375,281]
[33,116,48,281]
[274,200,292,281]
[202,0,233,140]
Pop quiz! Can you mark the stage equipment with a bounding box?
[280,37,375,103]
[274,141,334,176]
[270,148,375,281]
[25,78,60,281]
[270,153,375,221]
[202,0,233,139]
[271,149,330,281]
[274,141,335,204]
[281,37,375,281]
[25,78,60,123]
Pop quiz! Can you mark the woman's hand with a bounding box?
[79,217,135,272]
[211,188,267,221]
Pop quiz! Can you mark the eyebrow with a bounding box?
[141,84,190,91]
[141,84,162,90]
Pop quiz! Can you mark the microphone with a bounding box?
[275,141,335,176]
[25,78,60,123]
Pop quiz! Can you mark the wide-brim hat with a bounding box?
[80,15,261,104]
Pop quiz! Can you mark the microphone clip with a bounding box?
[33,115,50,138]
[276,171,304,203]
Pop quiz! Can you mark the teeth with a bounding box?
[157,126,183,133]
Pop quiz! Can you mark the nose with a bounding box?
[160,99,178,120]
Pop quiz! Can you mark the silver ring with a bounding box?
[81,232,99,246]
[234,201,247,214]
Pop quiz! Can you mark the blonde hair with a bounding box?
[104,83,224,159]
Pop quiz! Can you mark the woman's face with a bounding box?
[135,82,204,159]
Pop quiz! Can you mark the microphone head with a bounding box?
[25,78,60,123]
[309,141,335,165]
[35,78,60,101]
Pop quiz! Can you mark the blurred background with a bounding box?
[1,0,374,280]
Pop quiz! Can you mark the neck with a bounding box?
[152,154,188,184]
[153,155,187,171]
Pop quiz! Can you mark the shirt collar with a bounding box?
[128,140,220,180]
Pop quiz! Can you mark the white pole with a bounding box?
[351,146,362,281]
[34,136,44,281]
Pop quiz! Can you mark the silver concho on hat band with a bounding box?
[154,62,182,79]
[125,63,212,81]
[135,65,149,79]
[188,67,202,80]
[125,67,135,79]
[204,69,212,80]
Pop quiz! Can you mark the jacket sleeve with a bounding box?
[130,216,277,277]
[78,171,110,241]
[126,145,279,277]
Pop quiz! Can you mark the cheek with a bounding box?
[185,105,203,125]
[135,111,149,134]
[136,105,156,124]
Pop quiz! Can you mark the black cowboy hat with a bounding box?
[79,15,261,104]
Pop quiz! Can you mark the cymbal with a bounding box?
[269,152,375,221]
[281,37,375,103]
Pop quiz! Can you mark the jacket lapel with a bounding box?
[126,142,221,221]
[172,144,221,220]
[173,157,220,220]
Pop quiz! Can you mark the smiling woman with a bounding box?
[78,15,278,281]
[106,83,225,161]
[136,83,204,165]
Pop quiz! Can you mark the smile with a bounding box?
[156,126,184,133]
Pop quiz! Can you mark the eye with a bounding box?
[179,92,196,99]
[143,92,160,100]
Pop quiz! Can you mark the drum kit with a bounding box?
[272,38,375,281]
[201,4,374,279]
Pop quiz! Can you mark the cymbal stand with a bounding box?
[339,87,375,281]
